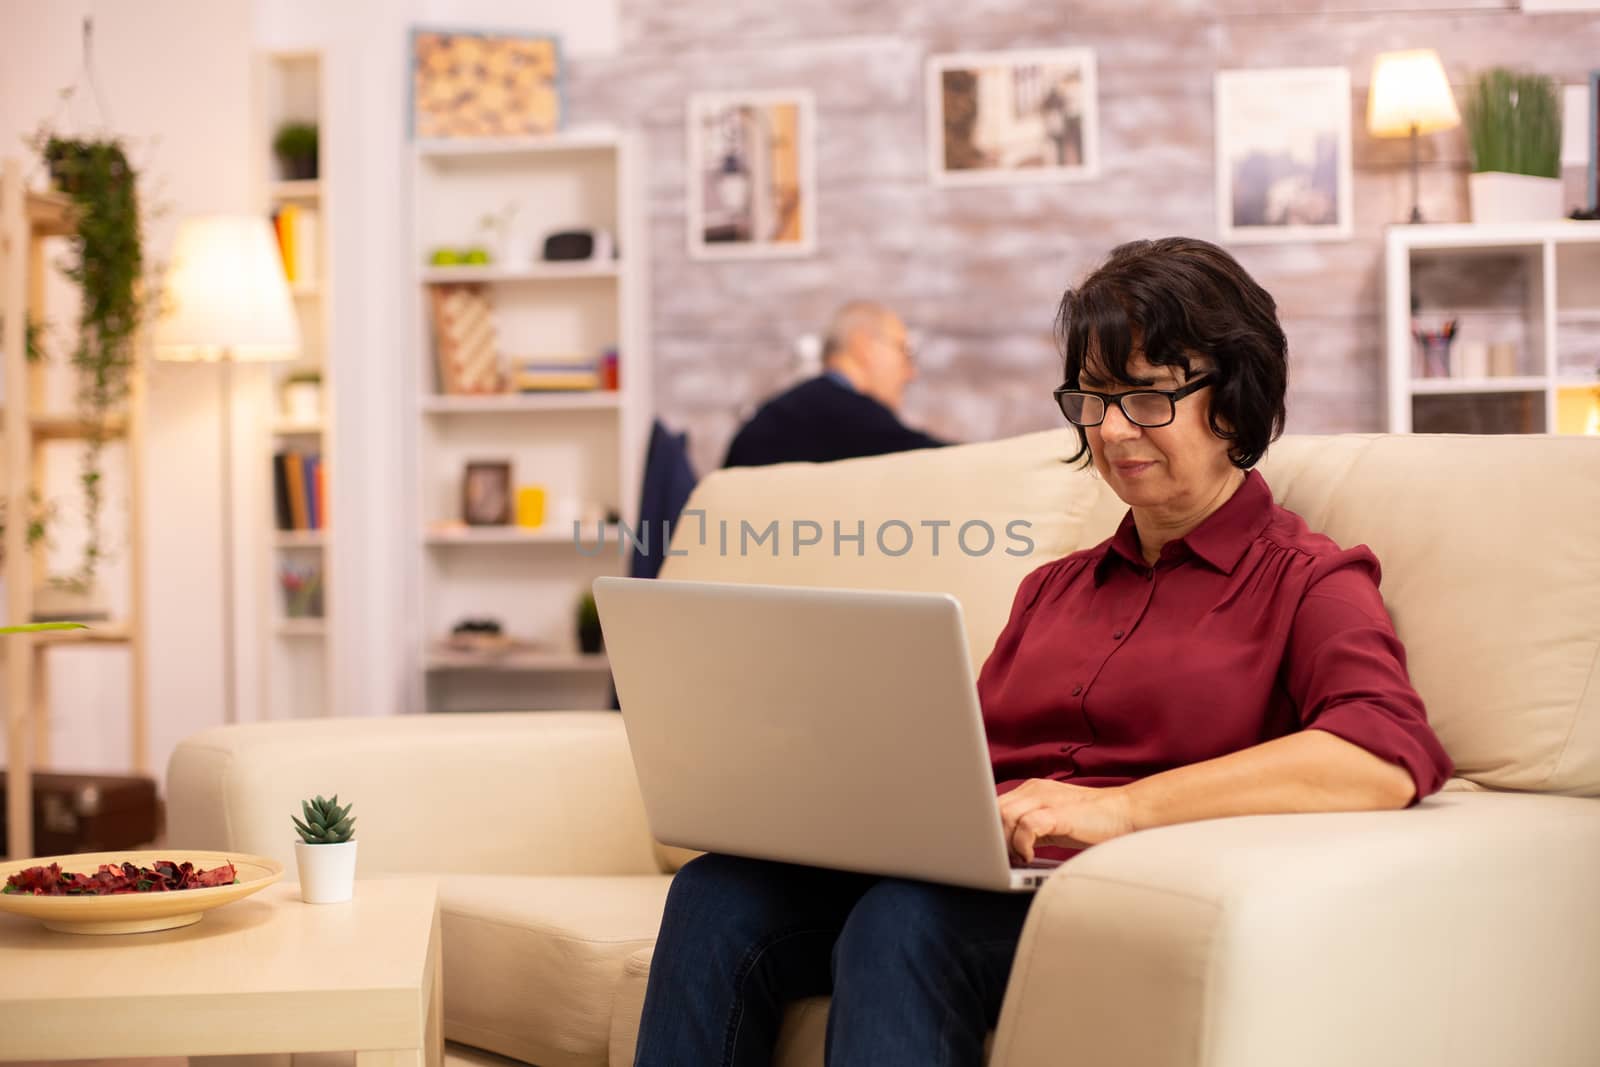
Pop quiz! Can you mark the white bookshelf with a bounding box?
[1385,222,1600,435]
[425,650,612,673]
[421,393,622,415]
[409,129,650,714]
[269,179,322,201]
[424,524,620,546]
[258,49,335,719]
[419,263,621,284]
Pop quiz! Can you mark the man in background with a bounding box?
[723,301,949,467]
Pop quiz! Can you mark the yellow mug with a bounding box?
[516,485,547,529]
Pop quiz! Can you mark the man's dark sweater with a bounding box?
[722,374,947,468]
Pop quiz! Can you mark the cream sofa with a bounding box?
[167,430,1600,1067]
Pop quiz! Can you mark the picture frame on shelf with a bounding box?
[925,48,1100,187]
[686,89,816,260]
[409,28,563,139]
[1214,67,1354,244]
[462,461,513,526]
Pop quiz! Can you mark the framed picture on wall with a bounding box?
[686,90,817,259]
[926,49,1100,186]
[409,28,563,139]
[1214,67,1354,243]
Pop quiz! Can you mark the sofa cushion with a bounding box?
[609,945,994,1066]
[1258,434,1600,795]
[167,712,662,876]
[439,874,672,1067]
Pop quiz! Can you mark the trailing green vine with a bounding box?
[36,134,145,592]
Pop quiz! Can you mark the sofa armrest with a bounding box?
[990,792,1600,1067]
[166,711,662,878]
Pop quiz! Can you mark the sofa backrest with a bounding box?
[660,432,1600,796]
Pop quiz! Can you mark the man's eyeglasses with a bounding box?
[1053,374,1215,428]
[876,334,915,364]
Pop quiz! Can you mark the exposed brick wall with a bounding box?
[568,1,1599,473]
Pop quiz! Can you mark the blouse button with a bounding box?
[1071,685,1083,696]
[1113,630,1125,640]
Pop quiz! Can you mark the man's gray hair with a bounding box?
[821,301,894,362]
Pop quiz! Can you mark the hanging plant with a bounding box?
[36,134,146,593]
[0,492,56,569]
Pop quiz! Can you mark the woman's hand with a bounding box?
[997,779,1137,863]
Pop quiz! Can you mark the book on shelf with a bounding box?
[430,284,502,394]
[273,450,327,531]
[508,353,600,392]
[270,204,319,284]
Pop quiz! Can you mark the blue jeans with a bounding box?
[633,853,1034,1067]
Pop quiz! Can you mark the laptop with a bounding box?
[592,576,1060,892]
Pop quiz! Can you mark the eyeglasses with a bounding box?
[875,334,915,365]
[1053,374,1215,428]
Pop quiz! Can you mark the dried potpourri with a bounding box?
[2,859,238,896]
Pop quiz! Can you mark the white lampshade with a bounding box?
[153,214,301,362]
[1367,49,1461,138]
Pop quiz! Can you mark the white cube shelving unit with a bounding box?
[408,129,650,713]
[258,49,335,720]
[1385,221,1600,435]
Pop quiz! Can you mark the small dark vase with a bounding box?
[281,153,318,181]
[578,621,604,655]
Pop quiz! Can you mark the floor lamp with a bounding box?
[153,215,301,725]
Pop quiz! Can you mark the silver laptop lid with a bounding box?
[594,577,1024,892]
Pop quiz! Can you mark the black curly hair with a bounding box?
[1054,237,1288,469]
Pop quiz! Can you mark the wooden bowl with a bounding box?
[0,850,283,935]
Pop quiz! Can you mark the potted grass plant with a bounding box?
[292,794,357,904]
[1463,68,1562,223]
[273,122,319,181]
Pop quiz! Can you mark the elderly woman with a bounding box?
[632,237,1453,1067]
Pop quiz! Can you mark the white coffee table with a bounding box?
[0,877,441,1067]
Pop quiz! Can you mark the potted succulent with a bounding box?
[292,794,357,904]
[577,591,604,655]
[273,121,319,181]
[1463,69,1562,223]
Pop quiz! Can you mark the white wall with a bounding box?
[0,0,620,786]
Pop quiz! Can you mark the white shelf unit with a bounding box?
[424,524,621,546]
[259,49,335,719]
[421,393,622,415]
[409,130,650,714]
[1385,222,1600,435]
[419,263,621,284]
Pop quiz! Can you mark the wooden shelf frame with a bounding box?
[2,160,149,860]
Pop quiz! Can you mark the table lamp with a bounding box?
[1368,49,1461,224]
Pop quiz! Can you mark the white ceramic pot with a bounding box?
[499,233,536,267]
[1468,172,1564,224]
[294,839,358,904]
[283,381,322,422]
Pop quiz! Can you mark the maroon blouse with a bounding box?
[978,470,1453,806]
